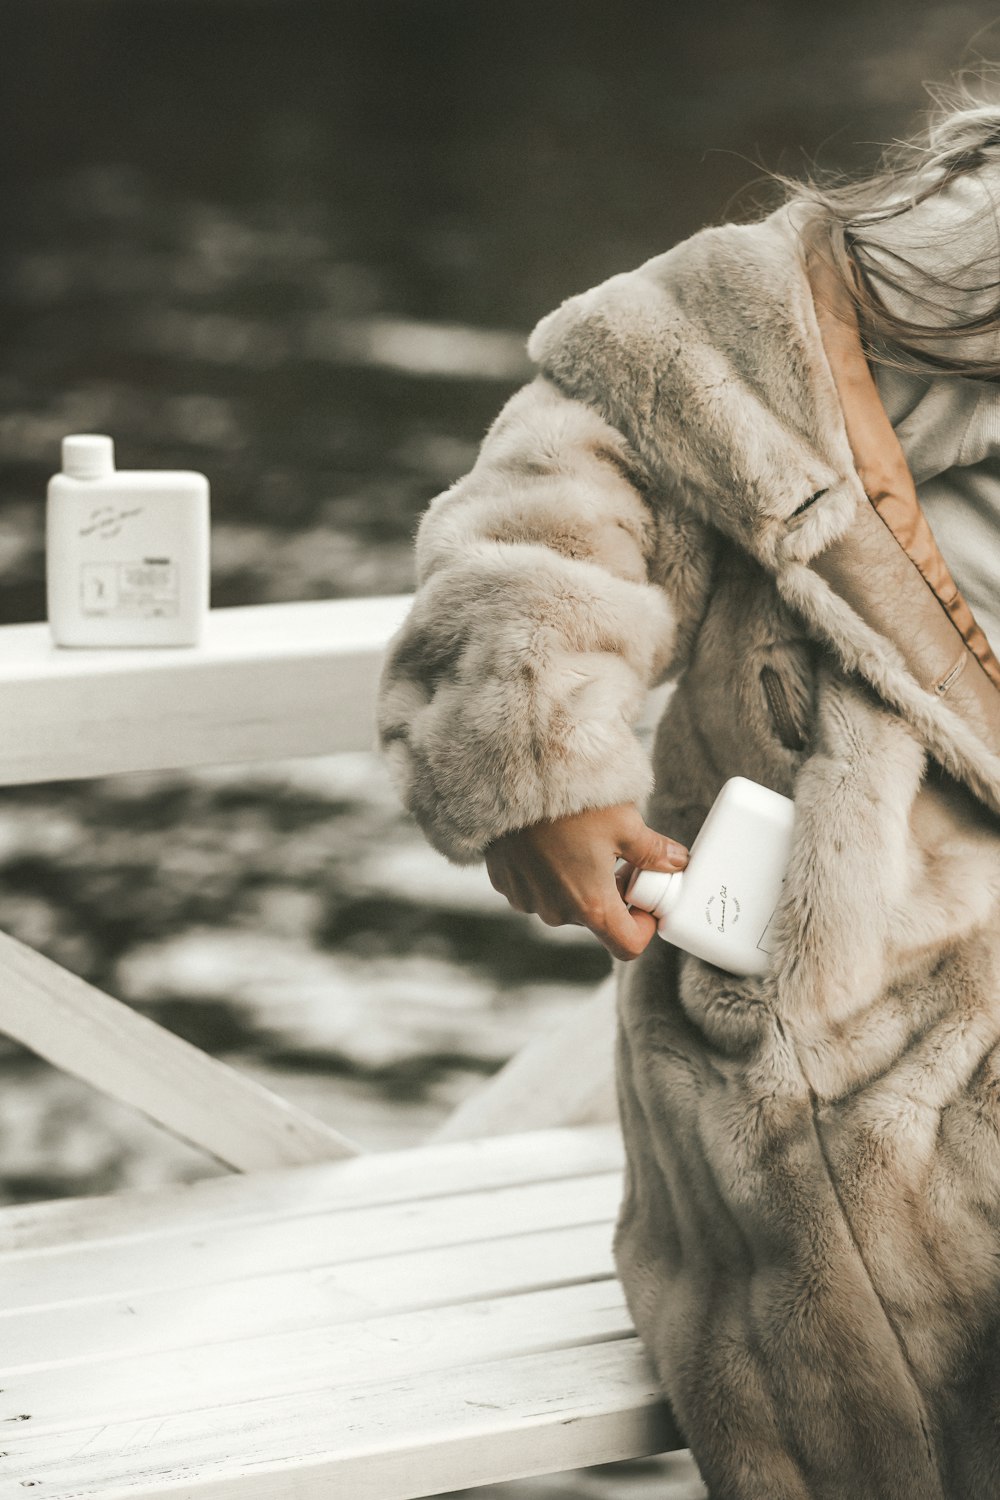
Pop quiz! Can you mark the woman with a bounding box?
[377,82,1000,1498]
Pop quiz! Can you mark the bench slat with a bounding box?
[0,1125,623,1254]
[0,603,671,787]
[1,1172,620,1311]
[0,598,414,784]
[2,1280,632,1435]
[0,1222,616,1375]
[0,1126,685,1500]
[0,1339,689,1500]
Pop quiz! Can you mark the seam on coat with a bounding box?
[760,663,807,751]
[934,651,967,696]
[864,493,1000,695]
[787,486,829,524]
[614,975,815,1496]
[802,225,1000,700]
[775,1013,946,1492]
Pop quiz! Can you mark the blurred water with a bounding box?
[1,5,998,1493]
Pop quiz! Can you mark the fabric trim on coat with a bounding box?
[802,228,1000,749]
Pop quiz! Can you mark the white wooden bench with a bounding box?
[0,600,700,1499]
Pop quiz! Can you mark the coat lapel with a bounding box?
[801,226,1000,748]
[527,203,1000,816]
[764,207,1000,820]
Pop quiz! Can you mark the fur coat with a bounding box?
[376,198,1000,1499]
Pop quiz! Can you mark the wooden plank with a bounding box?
[0,1125,623,1254]
[1,1172,621,1311]
[0,597,412,785]
[433,976,618,1143]
[0,602,672,786]
[0,1339,686,1500]
[1,1280,633,1433]
[0,1221,616,1375]
[0,928,360,1173]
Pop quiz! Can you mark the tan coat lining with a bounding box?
[802,229,1000,698]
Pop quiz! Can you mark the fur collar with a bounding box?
[526,202,1000,819]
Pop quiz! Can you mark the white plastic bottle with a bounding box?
[46,434,210,647]
[626,776,796,976]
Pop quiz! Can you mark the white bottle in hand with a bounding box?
[626,776,796,976]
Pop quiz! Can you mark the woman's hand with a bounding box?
[484,802,690,962]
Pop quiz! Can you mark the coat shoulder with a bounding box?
[525,208,805,388]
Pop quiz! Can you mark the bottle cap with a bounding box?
[62,434,115,481]
[625,866,684,920]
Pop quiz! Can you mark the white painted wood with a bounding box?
[0,590,687,1497]
[0,1339,687,1500]
[0,1221,616,1375]
[1,1170,620,1310]
[0,1124,623,1253]
[433,975,619,1142]
[0,596,413,784]
[0,1126,688,1498]
[2,1280,633,1432]
[0,600,672,786]
[0,928,360,1173]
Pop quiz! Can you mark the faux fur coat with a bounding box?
[376,197,1000,1499]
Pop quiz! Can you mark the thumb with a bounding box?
[617,818,689,873]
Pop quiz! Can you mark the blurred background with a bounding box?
[1,3,998,1492]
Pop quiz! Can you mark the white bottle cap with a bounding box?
[62,434,115,481]
[625,867,684,920]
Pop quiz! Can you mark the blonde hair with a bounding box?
[756,68,1000,380]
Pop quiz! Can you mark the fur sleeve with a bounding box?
[376,373,715,864]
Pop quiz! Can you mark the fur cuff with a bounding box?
[377,547,672,863]
[375,375,681,864]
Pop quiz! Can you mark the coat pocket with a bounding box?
[759,661,809,752]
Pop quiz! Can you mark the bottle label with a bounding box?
[78,505,143,540]
[705,883,740,934]
[81,559,179,618]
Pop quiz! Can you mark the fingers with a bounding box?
[616,814,689,873]
[571,861,659,961]
[590,897,659,961]
[490,861,654,958]
[484,807,682,961]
